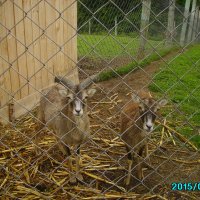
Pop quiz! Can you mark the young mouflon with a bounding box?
[120,91,167,185]
[35,75,98,183]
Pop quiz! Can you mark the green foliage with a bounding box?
[149,45,200,147]
[78,0,186,39]
[176,0,185,6]
[177,0,200,7]
[78,0,141,34]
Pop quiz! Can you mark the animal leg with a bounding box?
[68,157,76,184]
[35,111,45,155]
[125,146,133,185]
[144,143,148,157]
[75,145,83,181]
[137,147,146,180]
[58,142,76,184]
[135,155,144,180]
[143,143,152,169]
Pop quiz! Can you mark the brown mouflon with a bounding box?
[120,91,167,185]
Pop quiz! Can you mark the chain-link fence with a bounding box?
[0,0,200,199]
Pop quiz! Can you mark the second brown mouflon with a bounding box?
[120,91,167,185]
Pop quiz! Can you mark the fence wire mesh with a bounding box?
[0,0,200,199]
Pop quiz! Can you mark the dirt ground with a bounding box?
[0,51,200,199]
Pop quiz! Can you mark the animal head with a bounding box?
[132,92,167,132]
[55,75,98,117]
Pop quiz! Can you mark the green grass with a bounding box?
[78,34,166,58]
[98,46,177,81]
[149,45,200,147]
[78,34,178,82]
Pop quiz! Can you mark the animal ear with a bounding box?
[154,99,168,111]
[158,99,168,107]
[86,88,96,97]
[58,89,68,97]
[131,93,141,103]
[138,103,145,112]
[132,93,146,111]
[67,93,74,99]
[58,89,73,99]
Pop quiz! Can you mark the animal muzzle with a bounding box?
[73,100,83,116]
[144,124,154,132]
[73,109,83,116]
[143,118,154,132]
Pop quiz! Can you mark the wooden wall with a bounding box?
[0,0,78,123]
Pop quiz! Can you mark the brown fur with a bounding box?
[35,84,91,183]
[120,91,167,185]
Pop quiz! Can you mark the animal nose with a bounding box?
[75,109,81,114]
[75,109,81,115]
[146,125,152,129]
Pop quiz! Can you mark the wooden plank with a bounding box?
[180,0,191,46]
[192,6,199,41]
[45,0,57,85]
[166,0,175,45]
[31,0,42,91]
[0,4,12,106]
[13,91,40,119]
[63,0,79,84]
[38,0,48,89]
[5,0,21,101]
[138,0,152,59]
[23,0,36,95]
[54,0,65,76]
[14,0,29,99]
[15,82,53,119]
[0,2,11,107]
[187,0,197,44]
[0,106,9,124]
[0,62,8,108]
[71,0,78,83]
[0,0,79,124]
[0,83,55,125]
[197,10,200,38]
[50,0,57,81]
[0,1,3,107]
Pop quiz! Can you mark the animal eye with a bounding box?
[139,105,143,111]
[69,101,73,107]
[66,93,73,99]
[83,95,88,100]
[155,107,160,112]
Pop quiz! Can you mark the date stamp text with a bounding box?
[171,182,200,191]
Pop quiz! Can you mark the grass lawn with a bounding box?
[149,45,200,147]
[98,46,177,81]
[78,34,166,58]
[78,34,177,82]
